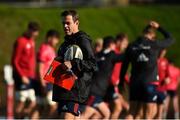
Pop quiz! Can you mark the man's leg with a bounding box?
[163,95,170,118]
[144,103,157,119]
[125,101,140,119]
[110,93,123,119]
[15,101,25,118]
[64,112,76,119]
[143,84,158,119]
[173,95,179,119]
[81,106,100,119]
[96,102,111,119]
[155,91,166,119]
[46,91,58,118]
[121,95,130,112]
[15,90,27,118]
[24,89,37,119]
[156,103,164,119]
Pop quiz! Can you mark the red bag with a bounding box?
[44,59,77,91]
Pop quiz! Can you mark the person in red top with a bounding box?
[104,33,129,119]
[164,60,180,119]
[12,22,39,118]
[33,29,60,119]
[155,49,169,119]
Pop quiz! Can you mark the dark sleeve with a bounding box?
[154,27,175,49]
[119,46,130,86]
[71,38,97,73]
[111,52,124,63]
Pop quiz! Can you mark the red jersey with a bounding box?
[12,36,36,78]
[110,48,122,85]
[157,58,168,92]
[166,64,180,91]
[110,48,129,85]
[37,43,56,76]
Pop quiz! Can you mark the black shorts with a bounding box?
[157,91,166,104]
[58,101,81,116]
[87,94,103,108]
[13,71,35,90]
[104,86,119,102]
[33,80,53,96]
[129,82,143,102]
[129,83,158,103]
[167,90,177,98]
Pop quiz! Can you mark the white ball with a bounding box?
[64,45,83,61]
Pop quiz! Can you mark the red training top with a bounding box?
[157,58,168,92]
[37,43,56,77]
[110,47,129,86]
[12,35,36,78]
[165,64,180,91]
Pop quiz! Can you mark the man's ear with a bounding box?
[75,20,79,25]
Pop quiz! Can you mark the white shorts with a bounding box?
[15,89,36,102]
[37,91,56,106]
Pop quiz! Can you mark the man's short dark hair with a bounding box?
[46,29,60,39]
[61,10,79,22]
[103,36,115,49]
[115,33,127,42]
[143,25,156,35]
[28,21,40,31]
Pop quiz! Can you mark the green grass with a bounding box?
[0,5,180,69]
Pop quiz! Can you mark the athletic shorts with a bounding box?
[143,84,158,103]
[129,82,144,102]
[157,91,166,104]
[104,86,119,102]
[58,101,81,116]
[130,83,158,103]
[13,71,34,90]
[167,90,177,98]
[15,89,36,102]
[33,80,53,96]
[87,94,103,108]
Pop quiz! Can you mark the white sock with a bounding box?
[175,112,179,119]
[162,112,167,119]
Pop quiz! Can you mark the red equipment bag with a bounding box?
[44,59,77,91]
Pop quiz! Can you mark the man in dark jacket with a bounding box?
[52,10,97,119]
[120,21,174,119]
[82,36,124,119]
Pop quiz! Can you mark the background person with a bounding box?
[33,29,60,119]
[12,21,39,119]
[120,21,174,119]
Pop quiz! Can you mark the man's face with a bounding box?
[120,38,129,51]
[110,42,116,51]
[62,15,79,35]
[148,32,156,41]
[49,37,59,48]
[31,31,39,39]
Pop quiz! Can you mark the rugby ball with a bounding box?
[64,45,83,61]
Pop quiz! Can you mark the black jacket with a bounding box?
[120,27,174,86]
[52,31,97,104]
[91,50,124,97]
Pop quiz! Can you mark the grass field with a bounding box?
[0,4,180,117]
[0,5,180,69]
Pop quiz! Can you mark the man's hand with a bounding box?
[22,76,30,84]
[165,77,170,84]
[40,79,46,88]
[64,61,72,70]
[149,21,160,29]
